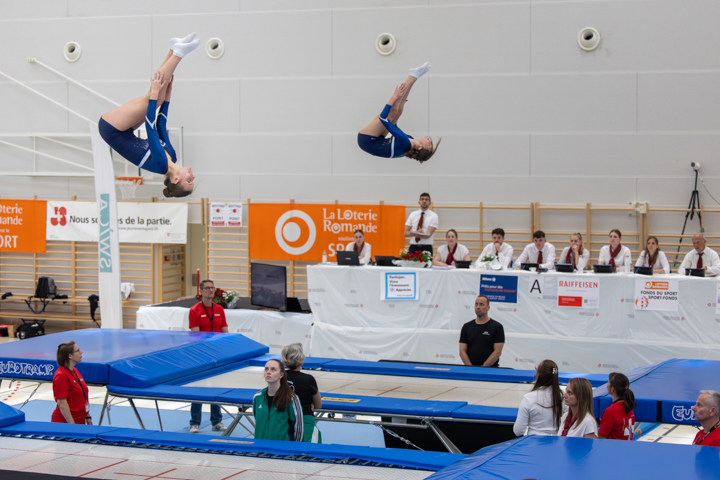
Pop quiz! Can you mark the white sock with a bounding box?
[170,33,196,50]
[172,39,200,59]
[409,62,431,79]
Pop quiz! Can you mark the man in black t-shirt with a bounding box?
[459,295,505,367]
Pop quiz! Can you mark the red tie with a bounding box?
[537,250,543,265]
[415,212,424,243]
[697,252,703,269]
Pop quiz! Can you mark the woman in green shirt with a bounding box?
[252,359,304,442]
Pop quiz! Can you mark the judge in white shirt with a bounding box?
[635,236,670,274]
[516,231,556,271]
[404,192,439,255]
[476,228,514,269]
[597,229,632,272]
[559,233,590,273]
[433,229,471,267]
[345,229,372,265]
[678,233,720,276]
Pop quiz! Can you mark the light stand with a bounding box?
[674,167,704,267]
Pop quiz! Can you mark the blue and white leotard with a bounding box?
[357,104,413,158]
[98,100,177,175]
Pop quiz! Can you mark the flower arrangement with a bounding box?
[195,288,238,307]
[481,255,496,262]
[398,249,432,263]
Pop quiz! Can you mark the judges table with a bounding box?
[307,265,720,373]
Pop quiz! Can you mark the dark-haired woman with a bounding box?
[432,230,471,267]
[558,378,597,438]
[635,236,670,274]
[51,341,92,425]
[100,34,198,198]
[253,359,304,442]
[345,229,372,265]
[358,63,441,164]
[513,360,564,436]
[598,372,637,440]
[282,343,322,443]
[598,229,632,272]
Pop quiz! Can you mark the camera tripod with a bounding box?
[674,169,704,267]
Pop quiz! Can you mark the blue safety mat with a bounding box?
[0,330,267,385]
[425,435,720,479]
[321,359,608,386]
[593,358,720,424]
[249,354,337,370]
[450,405,518,423]
[111,384,473,418]
[0,421,463,471]
[0,401,24,428]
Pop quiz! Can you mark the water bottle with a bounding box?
[624,253,631,274]
[322,250,327,264]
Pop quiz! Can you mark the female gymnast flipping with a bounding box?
[99,33,199,198]
[358,62,441,163]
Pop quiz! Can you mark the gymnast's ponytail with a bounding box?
[609,372,636,414]
[532,359,564,429]
[163,177,193,198]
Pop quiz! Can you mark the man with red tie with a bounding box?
[678,233,720,276]
[517,231,556,271]
[404,192,439,255]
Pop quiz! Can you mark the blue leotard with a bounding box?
[98,100,177,175]
[357,104,413,158]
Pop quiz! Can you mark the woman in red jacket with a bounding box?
[51,341,91,425]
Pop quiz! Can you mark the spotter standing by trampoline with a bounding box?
[99,33,199,198]
[358,62,440,163]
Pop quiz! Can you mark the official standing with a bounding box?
[188,279,228,433]
[51,341,92,425]
[459,295,505,367]
[404,192,439,255]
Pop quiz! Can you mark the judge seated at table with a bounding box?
[516,231,556,271]
[635,236,670,274]
[558,232,590,273]
[678,233,720,276]
[433,229,471,267]
[597,229,632,272]
[476,228,513,269]
[345,229,372,265]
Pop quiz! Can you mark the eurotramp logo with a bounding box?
[275,210,317,255]
[671,405,694,422]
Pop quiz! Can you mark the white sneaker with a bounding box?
[189,425,200,434]
[212,422,227,432]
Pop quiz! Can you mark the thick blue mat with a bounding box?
[426,435,720,479]
[593,358,720,424]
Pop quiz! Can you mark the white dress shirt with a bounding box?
[477,242,514,269]
[598,245,632,272]
[345,242,372,265]
[517,243,556,270]
[558,247,590,272]
[635,250,670,274]
[513,386,565,437]
[436,243,470,265]
[678,247,720,276]
[558,411,598,438]
[405,209,439,246]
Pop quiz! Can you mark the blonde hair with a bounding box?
[567,378,595,429]
[281,343,305,369]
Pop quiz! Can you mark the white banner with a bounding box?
[90,122,123,329]
[634,279,679,311]
[209,202,243,228]
[557,278,600,308]
[46,201,187,243]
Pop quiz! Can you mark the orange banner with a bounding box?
[249,203,406,261]
[0,199,47,253]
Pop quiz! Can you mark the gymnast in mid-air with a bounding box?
[358,62,440,163]
[99,33,199,198]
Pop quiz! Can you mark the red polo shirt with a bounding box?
[189,301,227,332]
[51,366,88,424]
[598,401,635,440]
[693,423,720,446]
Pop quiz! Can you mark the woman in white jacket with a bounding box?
[513,360,564,436]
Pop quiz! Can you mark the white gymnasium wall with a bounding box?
[0,0,719,237]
